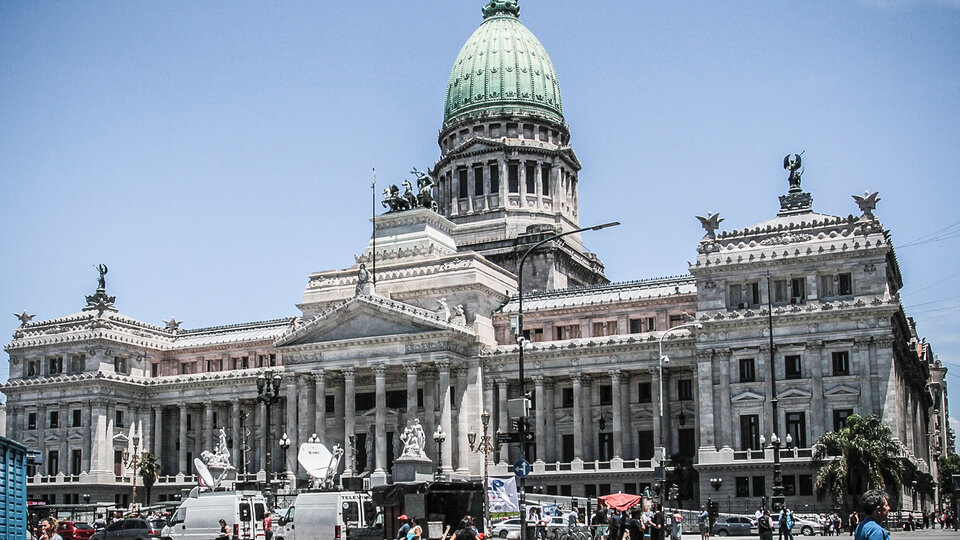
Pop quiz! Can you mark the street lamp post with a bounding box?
[515,221,619,540]
[122,435,142,514]
[657,318,702,505]
[279,433,291,474]
[256,369,283,508]
[765,273,784,512]
[469,411,499,536]
[433,427,446,481]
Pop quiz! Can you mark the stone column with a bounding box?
[231,399,241,467]
[455,367,470,472]
[314,370,326,445]
[285,374,298,473]
[178,403,188,474]
[571,373,583,461]
[405,364,419,422]
[437,361,453,473]
[299,372,313,448]
[258,401,267,472]
[718,350,733,448]
[533,375,545,462]
[761,346,774,438]
[697,351,716,450]
[343,368,356,475]
[497,379,509,464]
[83,402,93,473]
[854,339,873,414]
[808,342,825,438]
[483,379,495,421]
[90,401,110,474]
[876,337,901,438]
[544,380,556,462]
[422,372,437,463]
[374,365,387,474]
[620,372,634,459]
[583,376,594,461]
[204,402,214,452]
[610,369,623,459]
[651,366,662,457]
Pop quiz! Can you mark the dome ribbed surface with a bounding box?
[443,12,564,126]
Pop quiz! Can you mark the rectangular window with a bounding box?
[186,414,193,431]
[522,328,544,342]
[72,409,81,427]
[508,164,519,193]
[325,395,335,413]
[562,434,574,462]
[668,315,685,328]
[71,355,84,373]
[739,358,756,382]
[71,449,82,475]
[490,164,500,192]
[555,325,581,340]
[833,409,853,431]
[838,273,852,296]
[28,412,37,430]
[832,351,850,375]
[630,319,641,333]
[598,433,613,461]
[151,363,159,377]
[48,450,59,476]
[646,317,656,331]
[114,450,122,476]
[638,430,654,459]
[790,277,805,303]
[593,322,605,337]
[821,273,853,298]
[27,361,38,377]
[114,356,126,374]
[786,411,807,447]
[677,379,693,400]
[820,275,835,298]
[49,357,63,375]
[783,475,797,496]
[773,279,789,304]
[637,382,652,403]
[740,414,760,450]
[798,474,813,496]
[728,284,743,307]
[752,476,765,497]
[525,163,536,193]
[736,477,750,497]
[385,390,406,409]
[458,169,468,198]
[561,387,574,408]
[467,166,480,196]
[678,429,696,457]
[49,411,59,429]
[417,388,424,407]
[541,165,551,195]
[599,385,613,406]
[116,410,124,429]
[784,355,802,379]
[242,356,249,369]
[607,321,618,335]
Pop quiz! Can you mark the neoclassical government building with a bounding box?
[3,0,950,514]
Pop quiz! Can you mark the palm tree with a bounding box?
[138,452,160,507]
[813,414,905,511]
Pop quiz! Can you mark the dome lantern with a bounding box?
[482,0,520,19]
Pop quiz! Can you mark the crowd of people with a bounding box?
[583,501,683,540]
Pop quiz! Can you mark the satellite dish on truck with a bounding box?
[194,457,217,489]
[298,440,344,489]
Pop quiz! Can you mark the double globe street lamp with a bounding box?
[256,369,283,508]
[122,434,142,513]
[468,411,499,536]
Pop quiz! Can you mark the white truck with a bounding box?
[275,491,375,540]
[161,489,268,540]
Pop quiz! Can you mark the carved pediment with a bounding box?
[278,295,470,348]
[779,387,812,399]
[43,433,61,444]
[824,384,860,398]
[447,137,506,158]
[21,434,39,445]
[67,430,86,442]
[731,390,765,403]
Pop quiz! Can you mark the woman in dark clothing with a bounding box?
[650,504,665,540]
[758,509,774,540]
[625,510,646,540]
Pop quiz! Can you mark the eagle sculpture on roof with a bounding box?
[696,212,724,239]
[852,191,881,218]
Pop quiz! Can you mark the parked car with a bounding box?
[90,518,162,540]
[57,521,95,540]
[491,516,571,539]
[791,517,819,536]
[712,516,757,536]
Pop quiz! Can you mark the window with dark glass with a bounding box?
[598,433,613,461]
[72,409,82,427]
[799,474,813,495]
[630,319,641,333]
[637,382,652,403]
[646,317,656,331]
[541,164,551,195]
[474,166,484,195]
[677,379,693,400]
[838,273,852,296]
[599,385,613,406]
[783,475,797,496]
[417,388,424,407]
[752,476,765,497]
[739,358,756,382]
[638,430,654,459]
[786,411,806,447]
[115,410,124,429]
[71,449,82,475]
[740,414,760,450]
[458,169,468,198]
[790,277,805,303]
[508,164,519,193]
[48,450,59,476]
[151,363,159,377]
[832,351,850,375]
[49,411,59,429]
[562,387,574,408]
[490,164,500,192]
[562,434,574,462]
[669,315,685,328]
[325,395,335,413]
[833,409,853,431]
[186,414,192,431]
[386,390,406,409]
[736,477,750,497]
[784,355,802,379]
[28,412,37,430]
[525,163,536,193]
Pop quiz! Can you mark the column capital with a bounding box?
[608,368,622,382]
[532,375,545,386]
[807,340,825,352]
[436,360,451,373]
[453,366,468,378]
[404,363,420,376]
[313,369,326,382]
[570,372,583,383]
[373,365,388,378]
[342,367,356,382]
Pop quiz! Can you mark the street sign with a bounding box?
[523,431,534,442]
[498,432,520,444]
[514,459,532,478]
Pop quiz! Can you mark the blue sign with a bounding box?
[513,459,531,478]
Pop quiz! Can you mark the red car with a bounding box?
[57,521,95,540]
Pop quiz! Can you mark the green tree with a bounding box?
[138,452,160,507]
[812,414,905,511]
[937,454,960,506]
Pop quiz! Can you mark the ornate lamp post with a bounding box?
[516,221,619,540]
[279,433,291,475]
[122,435,142,513]
[710,477,723,492]
[765,273,784,512]
[433,426,446,481]
[256,369,283,508]
[469,411,499,535]
[657,316,702,506]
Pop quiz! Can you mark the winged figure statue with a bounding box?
[852,191,881,218]
[696,212,724,239]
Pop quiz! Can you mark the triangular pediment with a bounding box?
[278,295,470,347]
[824,384,860,397]
[779,387,812,399]
[448,137,506,157]
[732,390,765,402]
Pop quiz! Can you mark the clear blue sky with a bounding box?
[2,1,959,438]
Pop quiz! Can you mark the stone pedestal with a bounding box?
[392,456,434,483]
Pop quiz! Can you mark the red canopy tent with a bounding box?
[598,493,644,511]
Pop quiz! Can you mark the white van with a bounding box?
[276,491,374,540]
[161,490,267,540]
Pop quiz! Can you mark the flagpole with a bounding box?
[371,168,377,284]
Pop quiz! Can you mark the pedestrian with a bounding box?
[407,518,424,540]
[451,516,478,540]
[670,508,684,540]
[650,503,665,540]
[39,517,63,540]
[698,506,710,540]
[594,506,610,539]
[777,507,793,540]
[758,509,773,540]
[569,507,581,528]
[397,515,412,540]
[264,512,274,540]
[610,509,623,540]
[93,514,106,531]
[625,509,646,540]
[853,489,890,540]
[217,519,229,540]
[847,512,858,536]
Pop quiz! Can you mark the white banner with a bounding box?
[488,477,520,513]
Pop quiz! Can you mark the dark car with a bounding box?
[89,518,162,540]
[58,521,95,540]
[712,516,757,536]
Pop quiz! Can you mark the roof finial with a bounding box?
[482,0,519,19]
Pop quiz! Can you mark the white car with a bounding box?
[491,516,570,539]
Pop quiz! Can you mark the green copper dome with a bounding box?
[443,1,564,126]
